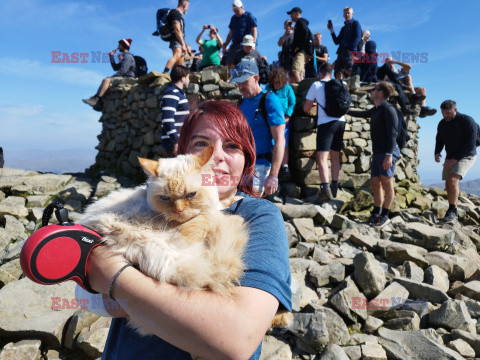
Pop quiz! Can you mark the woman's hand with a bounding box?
[86,246,129,294]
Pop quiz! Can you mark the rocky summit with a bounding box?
[1,165,480,359]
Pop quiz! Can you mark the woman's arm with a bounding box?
[88,247,279,359]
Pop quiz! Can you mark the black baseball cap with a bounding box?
[287,7,302,15]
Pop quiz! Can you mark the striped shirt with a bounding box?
[160,84,190,152]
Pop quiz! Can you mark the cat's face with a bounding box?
[138,146,220,223]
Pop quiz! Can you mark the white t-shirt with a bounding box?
[305,79,346,125]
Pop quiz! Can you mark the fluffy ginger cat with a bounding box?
[79,146,248,319]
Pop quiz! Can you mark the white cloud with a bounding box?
[0,58,104,86]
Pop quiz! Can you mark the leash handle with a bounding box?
[42,200,69,227]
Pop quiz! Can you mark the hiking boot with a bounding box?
[409,93,426,105]
[82,95,99,107]
[440,211,457,223]
[365,213,380,226]
[419,106,437,118]
[401,106,418,116]
[315,187,333,204]
[92,97,104,112]
[279,166,291,181]
[330,183,338,198]
[373,215,390,228]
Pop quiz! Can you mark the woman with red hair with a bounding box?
[86,100,292,359]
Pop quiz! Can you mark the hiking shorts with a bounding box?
[334,48,353,75]
[442,156,476,180]
[316,120,346,152]
[292,50,308,74]
[169,38,183,50]
[371,147,401,178]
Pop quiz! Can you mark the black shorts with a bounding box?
[334,48,353,74]
[316,120,346,152]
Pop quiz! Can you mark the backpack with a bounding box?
[134,56,148,77]
[319,79,352,117]
[305,28,315,56]
[152,8,174,41]
[386,104,410,149]
[258,59,270,85]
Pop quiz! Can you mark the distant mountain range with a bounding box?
[430,178,480,196]
[3,148,96,174]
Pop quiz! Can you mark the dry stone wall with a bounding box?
[94,68,422,204]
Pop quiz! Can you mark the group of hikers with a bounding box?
[81,1,479,228]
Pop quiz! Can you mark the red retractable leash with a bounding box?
[20,200,103,293]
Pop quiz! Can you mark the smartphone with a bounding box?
[327,20,333,28]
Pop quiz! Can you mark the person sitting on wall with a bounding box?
[377,56,436,117]
[82,39,136,110]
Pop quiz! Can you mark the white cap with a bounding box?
[233,0,243,8]
[241,34,255,48]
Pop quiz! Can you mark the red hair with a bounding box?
[177,100,258,197]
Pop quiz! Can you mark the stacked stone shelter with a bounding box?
[93,66,422,212]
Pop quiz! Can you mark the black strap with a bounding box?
[42,200,69,227]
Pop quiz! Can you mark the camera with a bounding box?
[207,25,212,29]
[287,21,292,26]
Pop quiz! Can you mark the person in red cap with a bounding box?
[82,38,136,110]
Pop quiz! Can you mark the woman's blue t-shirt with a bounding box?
[101,195,292,360]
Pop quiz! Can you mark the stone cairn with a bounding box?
[1,68,480,359]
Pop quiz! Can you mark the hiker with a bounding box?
[348,82,402,227]
[265,68,296,179]
[196,25,223,70]
[287,7,313,83]
[327,6,362,79]
[223,0,258,72]
[82,39,135,110]
[434,100,479,222]
[303,63,348,203]
[377,56,436,118]
[160,65,190,156]
[163,0,190,73]
[277,19,294,78]
[304,32,328,78]
[230,60,285,196]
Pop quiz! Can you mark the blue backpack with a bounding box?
[152,8,174,41]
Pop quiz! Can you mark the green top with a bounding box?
[200,39,221,67]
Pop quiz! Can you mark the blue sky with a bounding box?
[1,0,479,183]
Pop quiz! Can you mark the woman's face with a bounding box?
[186,116,246,201]
[273,78,283,91]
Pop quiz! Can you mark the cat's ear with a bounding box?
[195,145,215,168]
[138,157,159,177]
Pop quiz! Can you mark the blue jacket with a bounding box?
[331,18,362,52]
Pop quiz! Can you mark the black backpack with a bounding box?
[152,8,174,41]
[134,56,148,77]
[305,28,315,56]
[320,79,352,117]
[386,104,410,149]
[258,59,270,85]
